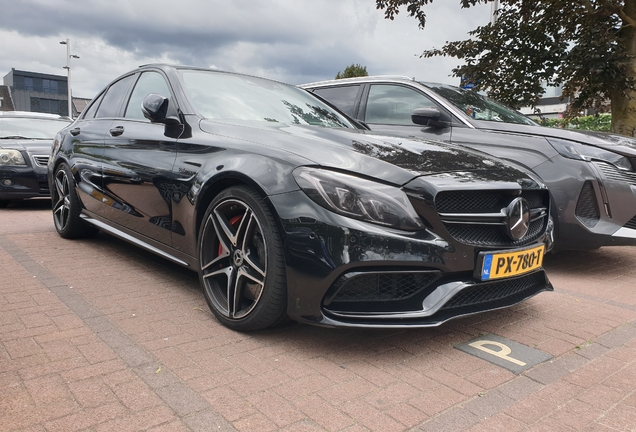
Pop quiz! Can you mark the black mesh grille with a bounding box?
[434,189,548,247]
[435,191,502,213]
[329,272,439,303]
[440,271,545,311]
[436,190,544,213]
[575,181,600,228]
[445,219,545,247]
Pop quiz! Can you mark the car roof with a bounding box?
[300,75,422,88]
[137,63,294,88]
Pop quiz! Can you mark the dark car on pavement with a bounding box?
[50,64,554,331]
[0,111,70,207]
[301,76,636,251]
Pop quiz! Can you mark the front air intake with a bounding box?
[575,181,600,228]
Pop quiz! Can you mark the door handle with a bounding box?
[109,126,124,137]
[70,127,81,136]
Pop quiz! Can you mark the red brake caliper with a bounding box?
[218,214,243,257]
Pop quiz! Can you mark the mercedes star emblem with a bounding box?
[505,197,530,240]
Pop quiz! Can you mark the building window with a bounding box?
[24,77,34,92]
[42,79,60,94]
[30,97,64,115]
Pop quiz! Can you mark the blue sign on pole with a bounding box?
[460,74,479,90]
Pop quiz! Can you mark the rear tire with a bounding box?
[198,186,287,331]
[52,163,98,238]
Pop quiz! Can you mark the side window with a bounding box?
[81,92,105,119]
[312,85,361,117]
[365,85,437,125]
[125,72,172,120]
[95,75,136,119]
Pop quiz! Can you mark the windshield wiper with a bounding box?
[0,135,31,139]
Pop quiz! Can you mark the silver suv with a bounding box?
[301,76,636,251]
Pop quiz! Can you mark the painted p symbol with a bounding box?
[468,340,526,366]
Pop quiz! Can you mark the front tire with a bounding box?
[198,186,287,331]
[52,163,98,238]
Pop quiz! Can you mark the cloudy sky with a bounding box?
[0,0,491,99]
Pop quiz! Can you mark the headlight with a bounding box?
[547,138,633,171]
[0,149,26,166]
[293,167,425,231]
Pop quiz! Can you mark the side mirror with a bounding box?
[142,94,180,125]
[411,107,451,128]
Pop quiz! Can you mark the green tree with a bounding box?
[335,64,369,79]
[374,0,636,136]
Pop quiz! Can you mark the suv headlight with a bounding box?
[547,137,633,171]
[0,149,26,166]
[293,167,425,231]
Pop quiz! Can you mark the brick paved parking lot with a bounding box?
[2,199,636,432]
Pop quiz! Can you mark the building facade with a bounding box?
[2,69,69,116]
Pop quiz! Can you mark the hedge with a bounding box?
[537,114,611,131]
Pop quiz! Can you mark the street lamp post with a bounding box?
[60,39,79,118]
[490,0,500,25]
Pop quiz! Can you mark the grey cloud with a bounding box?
[1,0,491,97]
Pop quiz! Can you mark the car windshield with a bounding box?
[423,83,537,126]
[0,117,69,139]
[180,70,354,129]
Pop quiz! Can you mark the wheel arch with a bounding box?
[50,155,76,186]
[194,172,287,247]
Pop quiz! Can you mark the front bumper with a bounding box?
[0,163,50,201]
[270,190,554,328]
[536,158,636,250]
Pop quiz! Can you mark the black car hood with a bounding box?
[0,138,52,152]
[472,120,636,157]
[199,119,533,186]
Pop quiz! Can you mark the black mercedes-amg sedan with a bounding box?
[49,64,554,331]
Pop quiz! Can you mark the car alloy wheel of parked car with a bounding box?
[49,64,554,331]
[301,76,636,251]
[52,162,98,239]
[199,186,288,330]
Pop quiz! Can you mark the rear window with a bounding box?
[312,85,361,117]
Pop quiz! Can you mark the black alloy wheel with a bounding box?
[199,186,287,331]
[52,163,97,238]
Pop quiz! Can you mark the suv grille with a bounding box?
[595,162,636,186]
[435,190,549,247]
[625,216,636,230]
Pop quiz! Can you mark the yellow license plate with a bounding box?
[480,245,545,281]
